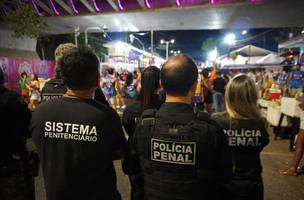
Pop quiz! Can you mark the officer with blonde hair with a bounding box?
[212,74,269,200]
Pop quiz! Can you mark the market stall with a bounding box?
[217,45,285,69]
[103,41,165,71]
[281,97,302,118]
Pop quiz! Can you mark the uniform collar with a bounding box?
[161,102,193,110]
[157,102,195,124]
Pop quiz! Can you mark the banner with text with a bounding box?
[0,57,55,92]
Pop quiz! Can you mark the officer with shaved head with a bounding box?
[124,55,232,200]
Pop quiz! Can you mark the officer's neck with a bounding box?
[65,88,95,99]
[165,95,191,105]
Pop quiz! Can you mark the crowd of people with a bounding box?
[1,42,303,200]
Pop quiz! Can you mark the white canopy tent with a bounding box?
[217,45,285,69]
[230,45,273,57]
[256,53,285,65]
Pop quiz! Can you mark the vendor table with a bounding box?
[277,97,301,150]
[267,105,291,127]
[280,97,301,117]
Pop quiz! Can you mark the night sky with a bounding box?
[108,28,283,63]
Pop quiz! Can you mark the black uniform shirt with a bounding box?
[0,86,31,163]
[213,77,226,94]
[125,103,232,199]
[30,97,126,200]
[41,78,66,101]
[212,112,269,179]
[122,94,163,136]
[41,78,109,106]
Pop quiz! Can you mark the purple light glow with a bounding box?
[176,0,181,6]
[70,0,79,14]
[49,0,60,15]
[250,0,263,4]
[145,0,151,8]
[31,0,42,16]
[118,0,124,10]
[92,0,101,12]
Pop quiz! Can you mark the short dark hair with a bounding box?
[21,72,27,78]
[161,54,198,96]
[107,68,114,75]
[32,73,39,81]
[59,47,100,90]
[126,72,134,86]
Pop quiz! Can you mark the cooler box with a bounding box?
[269,89,281,100]
[281,97,301,117]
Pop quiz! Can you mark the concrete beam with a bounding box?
[35,0,53,15]
[106,0,119,11]
[55,0,73,15]
[80,0,95,13]
[136,0,146,8]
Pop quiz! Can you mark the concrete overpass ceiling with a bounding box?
[1,1,303,33]
[41,0,304,34]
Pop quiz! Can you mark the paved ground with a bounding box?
[34,126,304,200]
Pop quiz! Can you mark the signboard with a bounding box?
[0,57,55,92]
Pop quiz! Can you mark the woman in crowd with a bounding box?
[201,70,213,113]
[192,72,204,113]
[18,72,30,102]
[102,68,117,109]
[261,75,272,99]
[122,66,163,200]
[115,72,126,109]
[134,68,142,93]
[212,74,269,200]
[124,72,138,106]
[28,73,41,110]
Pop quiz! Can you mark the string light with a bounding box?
[92,0,101,12]
[49,0,60,16]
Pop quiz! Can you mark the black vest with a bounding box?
[136,109,221,200]
[41,79,109,106]
[41,79,66,102]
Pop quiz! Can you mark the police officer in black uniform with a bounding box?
[124,55,232,200]
[41,43,108,105]
[31,47,125,200]
[0,68,35,200]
